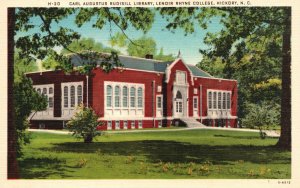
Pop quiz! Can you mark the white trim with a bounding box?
[33,84,55,117]
[165,58,194,85]
[116,67,165,74]
[61,81,84,117]
[193,96,199,117]
[104,81,145,119]
[207,89,232,119]
[194,75,238,82]
[156,94,163,118]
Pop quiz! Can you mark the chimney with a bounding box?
[145,54,153,59]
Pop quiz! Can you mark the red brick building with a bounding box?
[26,55,238,130]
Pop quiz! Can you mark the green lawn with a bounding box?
[18,129,291,179]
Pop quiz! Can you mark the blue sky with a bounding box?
[17,9,223,65]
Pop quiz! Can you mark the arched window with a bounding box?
[114,86,120,107]
[42,88,47,95]
[106,85,112,107]
[64,86,68,108]
[227,93,231,109]
[77,85,82,105]
[218,92,221,109]
[122,86,128,107]
[37,88,41,94]
[222,92,226,109]
[130,87,136,107]
[70,86,75,107]
[176,91,182,99]
[213,92,217,109]
[49,87,53,94]
[137,87,143,108]
[208,92,212,109]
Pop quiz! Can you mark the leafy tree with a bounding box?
[67,104,101,143]
[14,76,48,155]
[159,7,291,150]
[9,7,155,177]
[14,52,38,83]
[127,36,157,58]
[241,102,280,139]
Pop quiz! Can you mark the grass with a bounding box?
[18,129,291,179]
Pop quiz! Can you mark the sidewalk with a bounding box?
[28,126,280,137]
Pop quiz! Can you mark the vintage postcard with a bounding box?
[0,0,299,188]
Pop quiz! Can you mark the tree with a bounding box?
[127,36,157,58]
[242,102,280,139]
[67,104,101,143]
[159,7,291,150]
[9,7,155,177]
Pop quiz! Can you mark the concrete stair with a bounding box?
[180,117,206,128]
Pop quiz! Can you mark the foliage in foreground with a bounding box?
[14,76,47,156]
[67,104,101,143]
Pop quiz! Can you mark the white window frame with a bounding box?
[193,88,198,94]
[107,121,112,130]
[156,95,163,109]
[175,71,187,85]
[33,84,54,115]
[157,85,162,92]
[61,82,84,110]
[104,81,145,117]
[123,121,128,129]
[138,120,143,129]
[131,121,135,129]
[193,96,198,110]
[207,89,232,113]
[115,120,120,130]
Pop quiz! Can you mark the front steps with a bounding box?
[180,117,206,128]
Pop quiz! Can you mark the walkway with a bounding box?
[28,126,280,137]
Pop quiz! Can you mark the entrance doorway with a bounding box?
[174,91,184,117]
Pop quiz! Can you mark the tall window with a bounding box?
[106,85,112,107]
[130,87,136,107]
[37,88,41,94]
[122,86,128,107]
[48,87,53,108]
[64,86,68,108]
[115,86,120,107]
[208,92,212,109]
[193,97,198,109]
[137,87,143,108]
[222,92,226,109]
[227,93,231,109]
[218,92,221,109]
[77,85,82,105]
[213,92,217,109]
[157,96,162,109]
[70,86,75,107]
[42,88,47,95]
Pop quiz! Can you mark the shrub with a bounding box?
[67,104,101,143]
[241,102,280,139]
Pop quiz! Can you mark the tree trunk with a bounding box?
[7,8,19,179]
[276,8,291,150]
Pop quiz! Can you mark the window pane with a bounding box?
[208,92,212,109]
[37,88,41,94]
[218,92,221,109]
[213,92,217,109]
[193,98,197,109]
[49,87,53,94]
[42,88,47,95]
[106,85,112,107]
[77,85,82,105]
[115,86,120,107]
[137,87,142,107]
[227,93,230,109]
[49,97,53,108]
[157,97,162,108]
[70,86,75,107]
[122,86,128,107]
[223,93,226,109]
[64,86,68,108]
[130,87,135,107]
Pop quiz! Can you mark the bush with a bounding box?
[67,104,101,143]
[241,102,280,139]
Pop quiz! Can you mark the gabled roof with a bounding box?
[70,53,211,78]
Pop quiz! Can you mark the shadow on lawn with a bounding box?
[18,156,74,179]
[48,140,290,165]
